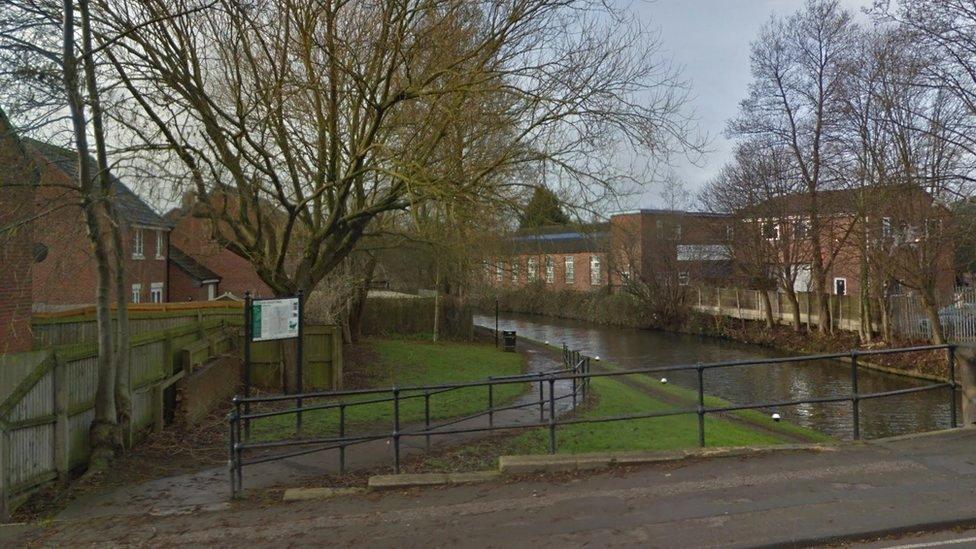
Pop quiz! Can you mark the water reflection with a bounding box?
[476,312,958,439]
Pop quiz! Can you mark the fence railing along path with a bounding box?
[227,343,957,497]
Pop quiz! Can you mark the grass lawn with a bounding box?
[414,374,797,472]
[510,376,790,454]
[249,337,526,440]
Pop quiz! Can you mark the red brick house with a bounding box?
[23,139,173,311]
[166,202,272,299]
[489,224,610,291]
[0,116,37,353]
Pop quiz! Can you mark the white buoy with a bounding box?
[660,377,668,384]
[545,341,550,345]
[771,413,781,422]
[595,356,600,361]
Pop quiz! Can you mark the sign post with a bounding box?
[243,292,304,438]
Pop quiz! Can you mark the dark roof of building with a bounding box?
[510,223,609,254]
[24,138,174,229]
[611,209,730,219]
[168,246,221,282]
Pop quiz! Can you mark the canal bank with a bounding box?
[476,312,958,440]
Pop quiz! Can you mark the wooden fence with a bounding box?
[0,318,233,519]
[692,286,976,343]
[3,300,343,519]
[31,301,244,347]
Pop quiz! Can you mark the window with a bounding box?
[762,220,779,240]
[527,257,538,281]
[794,218,808,239]
[725,224,734,241]
[678,272,690,286]
[207,283,217,301]
[131,283,142,304]
[590,255,601,285]
[833,277,847,296]
[882,217,893,239]
[150,282,164,303]
[544,256,554,283]
[674,224,682,240]
[155,230,165,260]
[132,229,144,259]
[565,256,575,284]
[511,261,520,283]
[495,261,504,283]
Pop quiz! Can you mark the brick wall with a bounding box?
[168,262,214,302]
[0,122,37,352]
[169,213,272,297]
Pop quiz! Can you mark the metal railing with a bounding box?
[227,344,957,497]
[228,345,590,497]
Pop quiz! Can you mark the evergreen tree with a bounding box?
[520,186,569,228]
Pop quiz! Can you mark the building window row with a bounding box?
[132,282,165,303]
[494,254,604,286]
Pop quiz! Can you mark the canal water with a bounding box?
[475,312,957,440]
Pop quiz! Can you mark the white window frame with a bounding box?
[881,217,893,239]
[527,257,538,281]
[511,261,520,283]
[544,256,554,284]
[131,283,142,303]
[833,277,847,296]
[590,255,601,285]
[150,282,164,303]
[762,219,779,241]
[155,230,165,260]
[678,272,690,286]
[207,283,217,301]
[564,256,574,284]
[495,261,504,283]
[132,229,144,259]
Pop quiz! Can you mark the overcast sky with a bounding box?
[630,0,873,210]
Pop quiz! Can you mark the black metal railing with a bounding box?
[227,343,957,497]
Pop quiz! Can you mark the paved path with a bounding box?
[11,428,976,547]
[54,340,574,520]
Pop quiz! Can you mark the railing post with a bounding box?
[548,376,557,454]
[393,387,401,474]
[424,391,431,452]
[949,345,958,429]
[851,351,861,440]
[958,345,976,427]
[538,373,545,422]
[696,363,705,448]
[572,365,578,409]
[228,411,237,498]
[488,377,494,427]
[339,403,347,473]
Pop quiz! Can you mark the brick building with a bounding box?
[0,115,38,353]
[742,187,955,298]
[24,139,173,311]
[166,202,272,299]
[491,210,733,292]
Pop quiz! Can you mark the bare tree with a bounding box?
[730,0,859,333]
[92,0,699,299]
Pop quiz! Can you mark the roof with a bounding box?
[740,186,936,217]
[168,246,221,283]
[510,223,609,254]
[24,138,174,229]
[610,208,730,219]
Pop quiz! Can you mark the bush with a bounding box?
[483,283,656,328]
[360,295,473,340]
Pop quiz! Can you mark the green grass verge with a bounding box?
[250,338,526,440]
[510,376,789,454]
[414,374,795,472]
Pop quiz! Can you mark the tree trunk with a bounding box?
[785,287,801,332]
[347,255,376,343]
[63,0,119,473]
[110,221,131,444]
[921,291,945,345]
[432,262,441,342]
[760,289,774,329]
